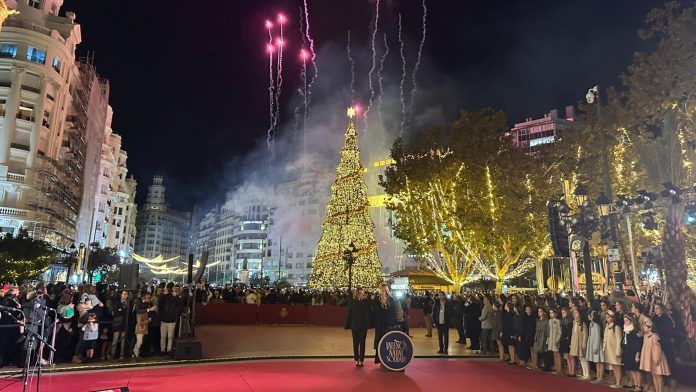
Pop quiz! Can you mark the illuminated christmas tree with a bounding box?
[308,107,383,289]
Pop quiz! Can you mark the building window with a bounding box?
[27,47,46,64]
[0,44,17,58]
[52,56,60,73]
[28,0,41,9]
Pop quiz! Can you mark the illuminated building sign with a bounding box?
[529,136,555,147]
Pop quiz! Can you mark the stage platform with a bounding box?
[0,359,656,392]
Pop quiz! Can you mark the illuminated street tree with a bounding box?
[383,145,478,289]
[382,110,553,292]
[0,229,54,282]
[308,107,383,289]
[618,1,696,338]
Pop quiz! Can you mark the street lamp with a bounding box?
[596,192,612,217]
[343,242,356,295]
[569,184,596,303]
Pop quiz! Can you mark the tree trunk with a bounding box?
[495,280,504,294]
[662,204,696,339]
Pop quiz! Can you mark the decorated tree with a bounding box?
[308,107,383,289]
[382,109,553,292]
[382,140,478,289]
[0,229,54,283]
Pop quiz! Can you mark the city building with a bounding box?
[101,106,137,259]
[271,171,331,285]
[509,106,576,151]
[134,176,191,262]
[0,0,115,249]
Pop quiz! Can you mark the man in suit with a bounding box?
[422,292,434,337]
[432,291,454,354]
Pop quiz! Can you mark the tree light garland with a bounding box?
[308,107,383,289]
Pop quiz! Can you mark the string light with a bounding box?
[308,107,383,289]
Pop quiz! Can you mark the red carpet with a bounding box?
[0,360,616,392]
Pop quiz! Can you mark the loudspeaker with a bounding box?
[174,338,202,360]
[118,263,139,291]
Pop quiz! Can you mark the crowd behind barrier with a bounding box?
[1,281,695,391]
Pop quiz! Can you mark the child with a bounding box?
[640,318,670,392]
[82,313,99,363]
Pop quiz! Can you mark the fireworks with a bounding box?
[398,13,407,138]
[408,0,428,131]
[364,0,380,131]
[346,30,356,101]
[377,32,390,131]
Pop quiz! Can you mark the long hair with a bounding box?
[379,283,391,309]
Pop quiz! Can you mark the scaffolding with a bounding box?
[30,56,109,250]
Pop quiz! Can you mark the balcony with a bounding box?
[7,172,25,182]
[2,19,52,37]
[0,207,29,218]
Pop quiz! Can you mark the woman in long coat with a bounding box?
[547,308,562,373]
[345,288,372,366]
[490,301,504,361]
[621,314,642,391]
[513,304,529,365]
[640,318,670,392]
[603,310,622,388]
[569,308,589,379]
[502,302,516,364]
[373,283,398,364]
[586,310,605,384]
[532,307,549,369]
[559,307,572,373]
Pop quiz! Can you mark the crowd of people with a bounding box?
[1,279,693,392]
[346,285,691,392]
[419,290,688,392]
[0,280,188,367]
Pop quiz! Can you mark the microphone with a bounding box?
[0,304,21,312]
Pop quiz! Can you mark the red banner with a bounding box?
[194,304,429,328]
[305,305,348,326]
[256,304,306,324]
[196,303,257,325]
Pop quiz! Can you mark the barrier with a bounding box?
[195,303,429,328]
[196,303,257,325]
[257,304,306,324]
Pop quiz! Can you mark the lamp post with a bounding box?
[343,242,356,295]
[563,184,614,304]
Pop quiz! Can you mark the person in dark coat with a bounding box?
[652,303,676,374]
[432,291,454,354]
[465,298,482,351]
[345,288,372,366]
[523,305,537,364]
[452,294,466,344]
[0,286,22,367]
[502,302,516,363]
[559,307,572,357]
[621,314,643,391]
[373,283,399,364]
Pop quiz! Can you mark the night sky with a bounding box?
[60,0,661,212]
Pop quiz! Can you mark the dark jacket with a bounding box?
[373,297,400,349]
[502,308,515,338]
[432,299,454,326]
[159,294,182,323]
[110,298,129,331]
[422,296,433,315]
[345,299,372,330]
[559,318,573,354]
